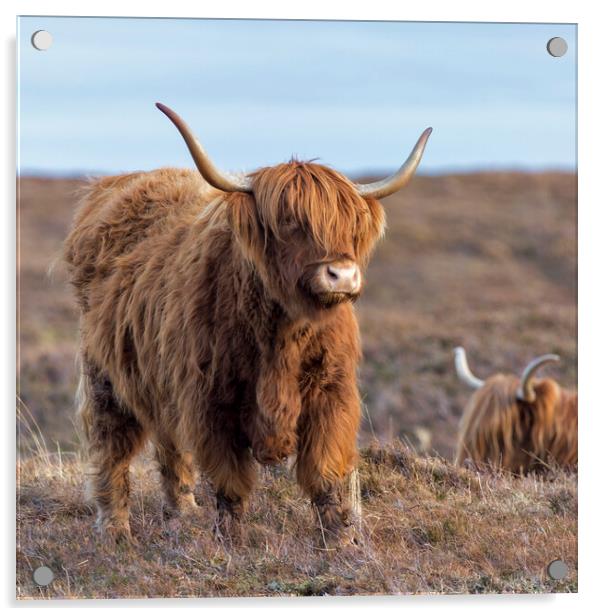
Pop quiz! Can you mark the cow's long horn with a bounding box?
[356,127,433,199]
[516,354,560,403]
[454,347,485,390]
[156,103,252,193]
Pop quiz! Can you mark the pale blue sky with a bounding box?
[17,17,577,176]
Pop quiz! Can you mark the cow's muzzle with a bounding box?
[314,260,361,295]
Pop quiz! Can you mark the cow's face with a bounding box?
[155,103,430,316]
[230,162,385,315]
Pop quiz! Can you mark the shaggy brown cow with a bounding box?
[453,347,577,473]
[63,103,432,544]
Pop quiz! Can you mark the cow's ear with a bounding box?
[227,192,266,263]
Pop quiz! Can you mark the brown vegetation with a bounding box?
[17,437,577,598]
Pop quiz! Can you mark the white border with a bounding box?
[3,1,600,613]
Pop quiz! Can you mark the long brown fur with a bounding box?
[455,374,577,473]
[63,164,385,543]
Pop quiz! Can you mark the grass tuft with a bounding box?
[17,440,577,598]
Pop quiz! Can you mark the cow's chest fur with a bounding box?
[222,296,333,457]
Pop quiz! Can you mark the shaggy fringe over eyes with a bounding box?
[248,161,385,262]
[456,375,577,472]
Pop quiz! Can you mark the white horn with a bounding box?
[454,347,485,390]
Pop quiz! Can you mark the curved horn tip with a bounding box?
[527,353,562,367]
[516,353,561,403]
[453,346,466,364]
[453,346,485,390]
[155,102,180,124]
[417,127,433,145]
[355,126,433,199]
[154,102,252,193]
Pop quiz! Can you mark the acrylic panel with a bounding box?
[16,16,577,599]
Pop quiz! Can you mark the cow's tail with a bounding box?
[74,350,93,447]
[74,350,98,504]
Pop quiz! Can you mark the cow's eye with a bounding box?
[281,218,300,233]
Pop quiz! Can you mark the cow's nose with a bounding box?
[325,263,361,294]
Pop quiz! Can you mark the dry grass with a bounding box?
[16,434,577,599]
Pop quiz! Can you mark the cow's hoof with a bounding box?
[98,521,137,548]
[252,444,293,466]
[163,493,199,520]
[253,451,287,466]
[337,524,361,549]
[251,433,297,466]
[315,523,359,551]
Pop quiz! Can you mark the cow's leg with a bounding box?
[296,373,361,544]
[154,439,198,516]
[196,426,257,544]
[252,351,302,465]
[78,361,146,543]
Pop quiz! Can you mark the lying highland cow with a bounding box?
[453,347,577,473]
[63,102,432,544]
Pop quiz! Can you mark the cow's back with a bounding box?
[63,167,216,310]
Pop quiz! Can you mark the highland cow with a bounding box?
[453,347,577,473]
[63,103,432,544]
